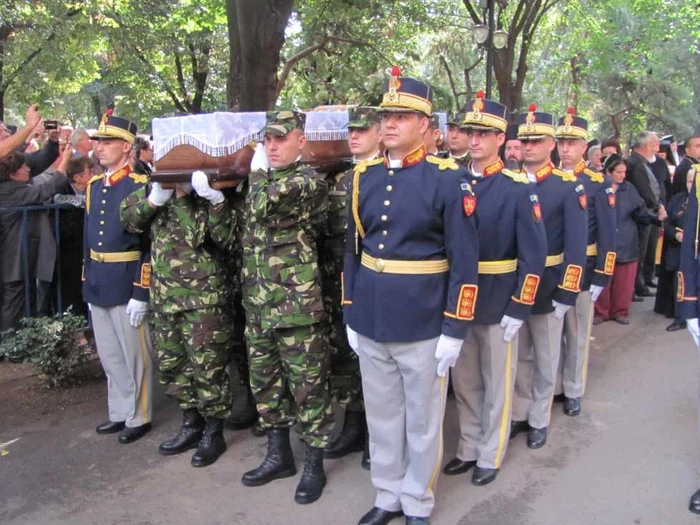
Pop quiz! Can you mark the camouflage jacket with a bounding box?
[120,188,235,314]
[242,161,328,330]
[320,164,352,274]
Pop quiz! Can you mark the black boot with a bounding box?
[241,428,297,486]
[295,444,326,504]
[324,410,366,459]
[226,379,259,431]
[191,417,226,467]
[361,435,370,470]
[159,409,205,456]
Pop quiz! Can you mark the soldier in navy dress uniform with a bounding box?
[445,109,470,167]
[510,106,588,450]
[84,110,153,444]
[444,93,547,486]
[676,166,700,515]
[343,66,480,525]
[555,108,617,417]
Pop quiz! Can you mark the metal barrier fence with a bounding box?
[0,203,77,319]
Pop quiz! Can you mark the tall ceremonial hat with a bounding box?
[461,91,508,132]
[447,108,468,127]
[347,106,379,129]
[517,104,555,141]
[378,66,433,116]
[260,110,306,136]
[555,107,588,140]
[90,105,137,144]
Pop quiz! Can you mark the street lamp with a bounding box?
[471,0,508,99]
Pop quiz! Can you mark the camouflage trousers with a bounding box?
[245,320,334,448]
[151,307,232,419]
[322,273,364,412]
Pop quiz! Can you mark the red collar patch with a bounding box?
[483,158,504,177]
[384,144,427,169]
[107,165,132,186]
[573,159,587,176]
[535,162,554,182]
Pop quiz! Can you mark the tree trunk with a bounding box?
[0,25,8,121]
[228,0,295,111]
[225,0,242,109]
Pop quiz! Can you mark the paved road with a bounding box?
[2,299,700,525]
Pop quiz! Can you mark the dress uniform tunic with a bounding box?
[83,164,153,428]
[559,159,617,399]
[512,163,588,430]
[452,158,547,470]
[343,146,480,517]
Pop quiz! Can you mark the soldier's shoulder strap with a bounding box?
[425,155,460,171]
[351,159,383,241]
[501,168,529,184]
[85,174,104,213]
[129,172,148,184]
[583,167,604,183]
[551,168,577,182]
[87,173,104,187]
[353,157,383,177]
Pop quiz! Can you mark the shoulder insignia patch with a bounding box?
[502,168,529,184]
[129,173,148,184]
[583,168,604,183]
[605,186,616,207]
[552,168,577,182]
[354,157,383,176]
[574,184,587,209]
[460,182,473,192]
[426,155,460,171]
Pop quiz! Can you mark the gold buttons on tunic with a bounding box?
[378,243,385,250]
[99,231,104,236]
[382,230,388,236]
[384,200,391,206]
[381,215,388,221]
[100,220,105,225]
[101,200,106,204]
[102,189,107,194]
[388,170,395,176]
[98,242,103,247]
[386,185,393,192]
[100,210,105,215]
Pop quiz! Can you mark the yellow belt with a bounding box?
[545,253,564,267]
[586,243,598,256]
[90,249,140,263]
[478,259,517,275]
[361,252,449,274]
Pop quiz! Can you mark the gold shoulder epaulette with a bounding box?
[583,168,604,183]
[129,173,148,184]
[426,155,460,171]
[87,174,104,187]
[354,157,383,176]
[502,168,529,184]
[552,168,577,182]
[693,163,700,172]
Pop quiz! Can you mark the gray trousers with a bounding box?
[91,304,153,427]
[558,291,593,398]
[357,333,446,518]
[512,312,563,429]
[452,324,517,469]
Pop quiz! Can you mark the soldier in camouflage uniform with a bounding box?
[423,113,444,156]
[447,109,471,167]
[240,110,334,506]
[120,171,235,467]
[322,107,381,469]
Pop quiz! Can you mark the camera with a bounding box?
[44,120,60,130]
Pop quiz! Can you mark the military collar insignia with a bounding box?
[383,144,427,169]
[483,158,504,177]
[535,162,555,182]
[573,159,587,176]
[583,167,604,183]
[107,164,132,186]
[426,155,460,171]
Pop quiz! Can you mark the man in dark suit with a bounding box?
[671,135,700,199]
[626,131,665,297]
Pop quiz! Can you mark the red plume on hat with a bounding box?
[105,103,115,116]
[391,65,401,77]
[567,106,576,115]
[476,90,485,99]
[528,103,537,112]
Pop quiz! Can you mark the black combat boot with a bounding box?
[241,428,297,486]
[295,444,326,504]
[159,409,205,456]
[324,410,366,459]
[226,392,258,431]
[191,417,227,467]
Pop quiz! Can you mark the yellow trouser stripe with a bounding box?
[478,259,518,274]
[90,249,140,263]
[586,243,598,256]
[494,340,513,469]
[545,253,564,267]
[361,252,449,274]
[427,375,447,494]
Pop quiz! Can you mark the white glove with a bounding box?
[125,299,148,328]
[552,300,572,320]
[250,143,269,173]
[191,170,225,205]
[688,319,700,347]
[148,182,174,207]
[500,315,524,342]
[435,334,463,377]
[346,326,360,355]
[590,285,604,302]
